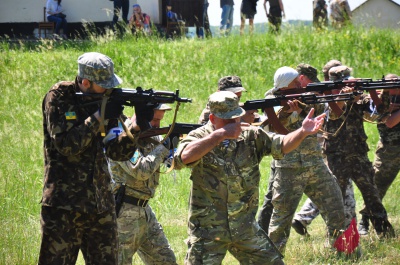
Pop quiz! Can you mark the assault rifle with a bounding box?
[76,87,192,136]
[242,92,359,134]
[242,92,357,111]
[139,122,202,142]
[280,78,400,107]
[76,87,192,106]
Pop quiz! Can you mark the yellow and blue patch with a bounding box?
[65,112,77,120]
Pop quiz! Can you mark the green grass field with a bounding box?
[0,25,399,264]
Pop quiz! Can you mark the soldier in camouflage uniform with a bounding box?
[292,61,357,236]
[39,52,141,264]
[358,74,400,234]
[175,90,326,264]
[319,66,394,238]
[257,66,347,254]
[104,104,177,265]
[199,76,259,125]
[198,76,246,125]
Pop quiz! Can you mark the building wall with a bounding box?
[353,0,400,28]
[0,0,161,24]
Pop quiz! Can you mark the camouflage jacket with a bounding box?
[108,123,170,200]
[264,89,336,168]
[175,122,284,241]
[377,95,400,145]
[198,104,210,125]
[323,94,372,155]
[42,79,139,213]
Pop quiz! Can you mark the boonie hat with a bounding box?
[153,103,172,111]
[273,66,299,89]
[78,52,122,89]
[296,63,320,82]
[329,65,352,81]
[208,91,245,119]
[218,76,246,93]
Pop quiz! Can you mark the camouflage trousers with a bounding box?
[38,206,118,265]
[266,164,345,253]
[294,178,357,229]
[360,141,400,215]
[117,202,177,265]
[327,153,388,219]
[184,229,284,265]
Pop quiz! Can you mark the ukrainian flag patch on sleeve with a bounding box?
[65,112,77,120]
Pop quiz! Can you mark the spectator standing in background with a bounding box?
[313,0,328,29]
[197,0,213,38]
[264,0,285,33]
[220,0,235,36]
[240,0,259,35]
[329,0,352,28]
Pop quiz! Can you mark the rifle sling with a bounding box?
[118,116,137,144]
[159,102,181,174]
[161,102,181,143]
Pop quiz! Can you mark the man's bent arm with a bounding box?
[181,130,225,164]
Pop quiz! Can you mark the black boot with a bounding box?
[291,219,308,236]
[358,215,369,236]
[370,217,395,238]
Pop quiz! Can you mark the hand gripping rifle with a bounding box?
[242,92,359,134]
[76,87,192,137]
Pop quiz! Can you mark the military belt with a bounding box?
[123,195,149,207]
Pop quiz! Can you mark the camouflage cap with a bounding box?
[218,76,246,93]
[296,63,320,82]
[153,103,172,111]
[322,60,342,78]
[208,91,245,119]
[77,52,122,89]
[329,65,352,81]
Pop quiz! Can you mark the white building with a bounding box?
[352,0,400,28]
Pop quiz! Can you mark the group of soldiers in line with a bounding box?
[39,52,399,265]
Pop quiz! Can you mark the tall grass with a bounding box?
[0,25,399,264]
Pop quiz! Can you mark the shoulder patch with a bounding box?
[130,150,141,164]
[65,112,76,120]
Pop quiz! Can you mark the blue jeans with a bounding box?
[220,4,234,34]
[47,15,68,35]
[197,3,212,38]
